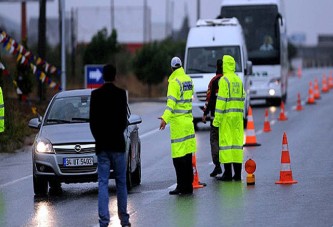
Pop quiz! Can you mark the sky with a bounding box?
[0,0,333,45]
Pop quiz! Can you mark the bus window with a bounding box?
[220,5,280,65]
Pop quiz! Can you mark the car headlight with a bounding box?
[35,138,55,154]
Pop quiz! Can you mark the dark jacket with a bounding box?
[89,83,128,153]
[203,73,223,118]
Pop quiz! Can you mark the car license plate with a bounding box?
[63,157,94,167]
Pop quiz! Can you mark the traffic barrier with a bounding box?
[321,73,329,93]
[278,101,288,121]
[306,81,316,104]
[263,109,271,132]
[296,92,303,111]
[276,132,298,184]
[314,78,321,99]
[244,106,261,146]
[192,154,206,189]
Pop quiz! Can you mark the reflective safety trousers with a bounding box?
[213,74,245,163]
[161,68,196,158]
[0,87,4,133]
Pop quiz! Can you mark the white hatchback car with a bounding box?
[28,89,142,196]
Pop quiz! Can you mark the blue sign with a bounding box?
[85,65,104,88]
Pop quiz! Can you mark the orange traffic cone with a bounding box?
[278,101,288,121]
[275,132,297,184]
[244,106,261,146]
[328,71,333,89]
[297,66,302,79]
[263,109,271,132]
[192,154,206,189]
[296,92,303,111]
[306,81,316,104]
[321,74,329,93]
[314,78,321,99]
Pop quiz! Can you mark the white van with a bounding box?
[184,17,252,129]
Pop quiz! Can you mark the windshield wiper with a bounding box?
[187,68,209,73]
[71,117,90,122]
[46,118,71,124]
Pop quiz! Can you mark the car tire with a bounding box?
[33,175,48,196]
[132,148,141,186]
[126,151,133,191]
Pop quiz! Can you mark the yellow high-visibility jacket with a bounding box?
[161,67,196,158]
[0,87,4,133]
[213,55,245,163]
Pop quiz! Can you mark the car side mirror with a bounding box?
[128,114,142,125]
[245,61,253,76]
[28,117,41,129]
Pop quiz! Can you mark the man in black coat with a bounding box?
[89,64,131,227]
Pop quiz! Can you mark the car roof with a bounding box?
[55,88,94,98]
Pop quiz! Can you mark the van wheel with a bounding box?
[267,98,281,106]
[193,119,200,131]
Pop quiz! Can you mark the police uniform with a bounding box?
[213,55,245,181]
[160,57,196,195]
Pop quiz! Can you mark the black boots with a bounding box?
[216,163,232,181]
[232,163,242,181]
[216,163,242,181]
[210,165,222,177]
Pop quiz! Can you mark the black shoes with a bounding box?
[169,188,193,195]
[232,175,242,181]
[210,166,222,177]
[216,174,232,181]
[216,175,242,181]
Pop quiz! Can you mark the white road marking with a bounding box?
[0,175,32,189]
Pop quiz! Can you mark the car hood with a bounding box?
[39,123,95,144]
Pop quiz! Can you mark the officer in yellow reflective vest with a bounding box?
[213,55,245,181]
[0,86,4,133]
[159,56,196,195]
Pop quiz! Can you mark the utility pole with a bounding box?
[21,1,27,42]
[143,0,147,43]
[110,0,114,31]
[60,0,66,91]
[38,0,46,101]
[197,0,200,20]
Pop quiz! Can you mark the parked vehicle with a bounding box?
[219,0,289,106]
[28,88,142,196]
[184,17,252,129]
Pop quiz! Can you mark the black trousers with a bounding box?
[172,153,193,192]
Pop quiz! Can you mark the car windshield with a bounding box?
[185,46,242,74]
[45,96,90,124]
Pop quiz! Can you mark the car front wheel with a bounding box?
[33,175,48,196]
[132,148,141,186]
[126,151,133,191]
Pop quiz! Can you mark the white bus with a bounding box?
[219,0,289,106]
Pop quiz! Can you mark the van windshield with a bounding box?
[185,46,242,74]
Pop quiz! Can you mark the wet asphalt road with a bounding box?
[0,67,333,227]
